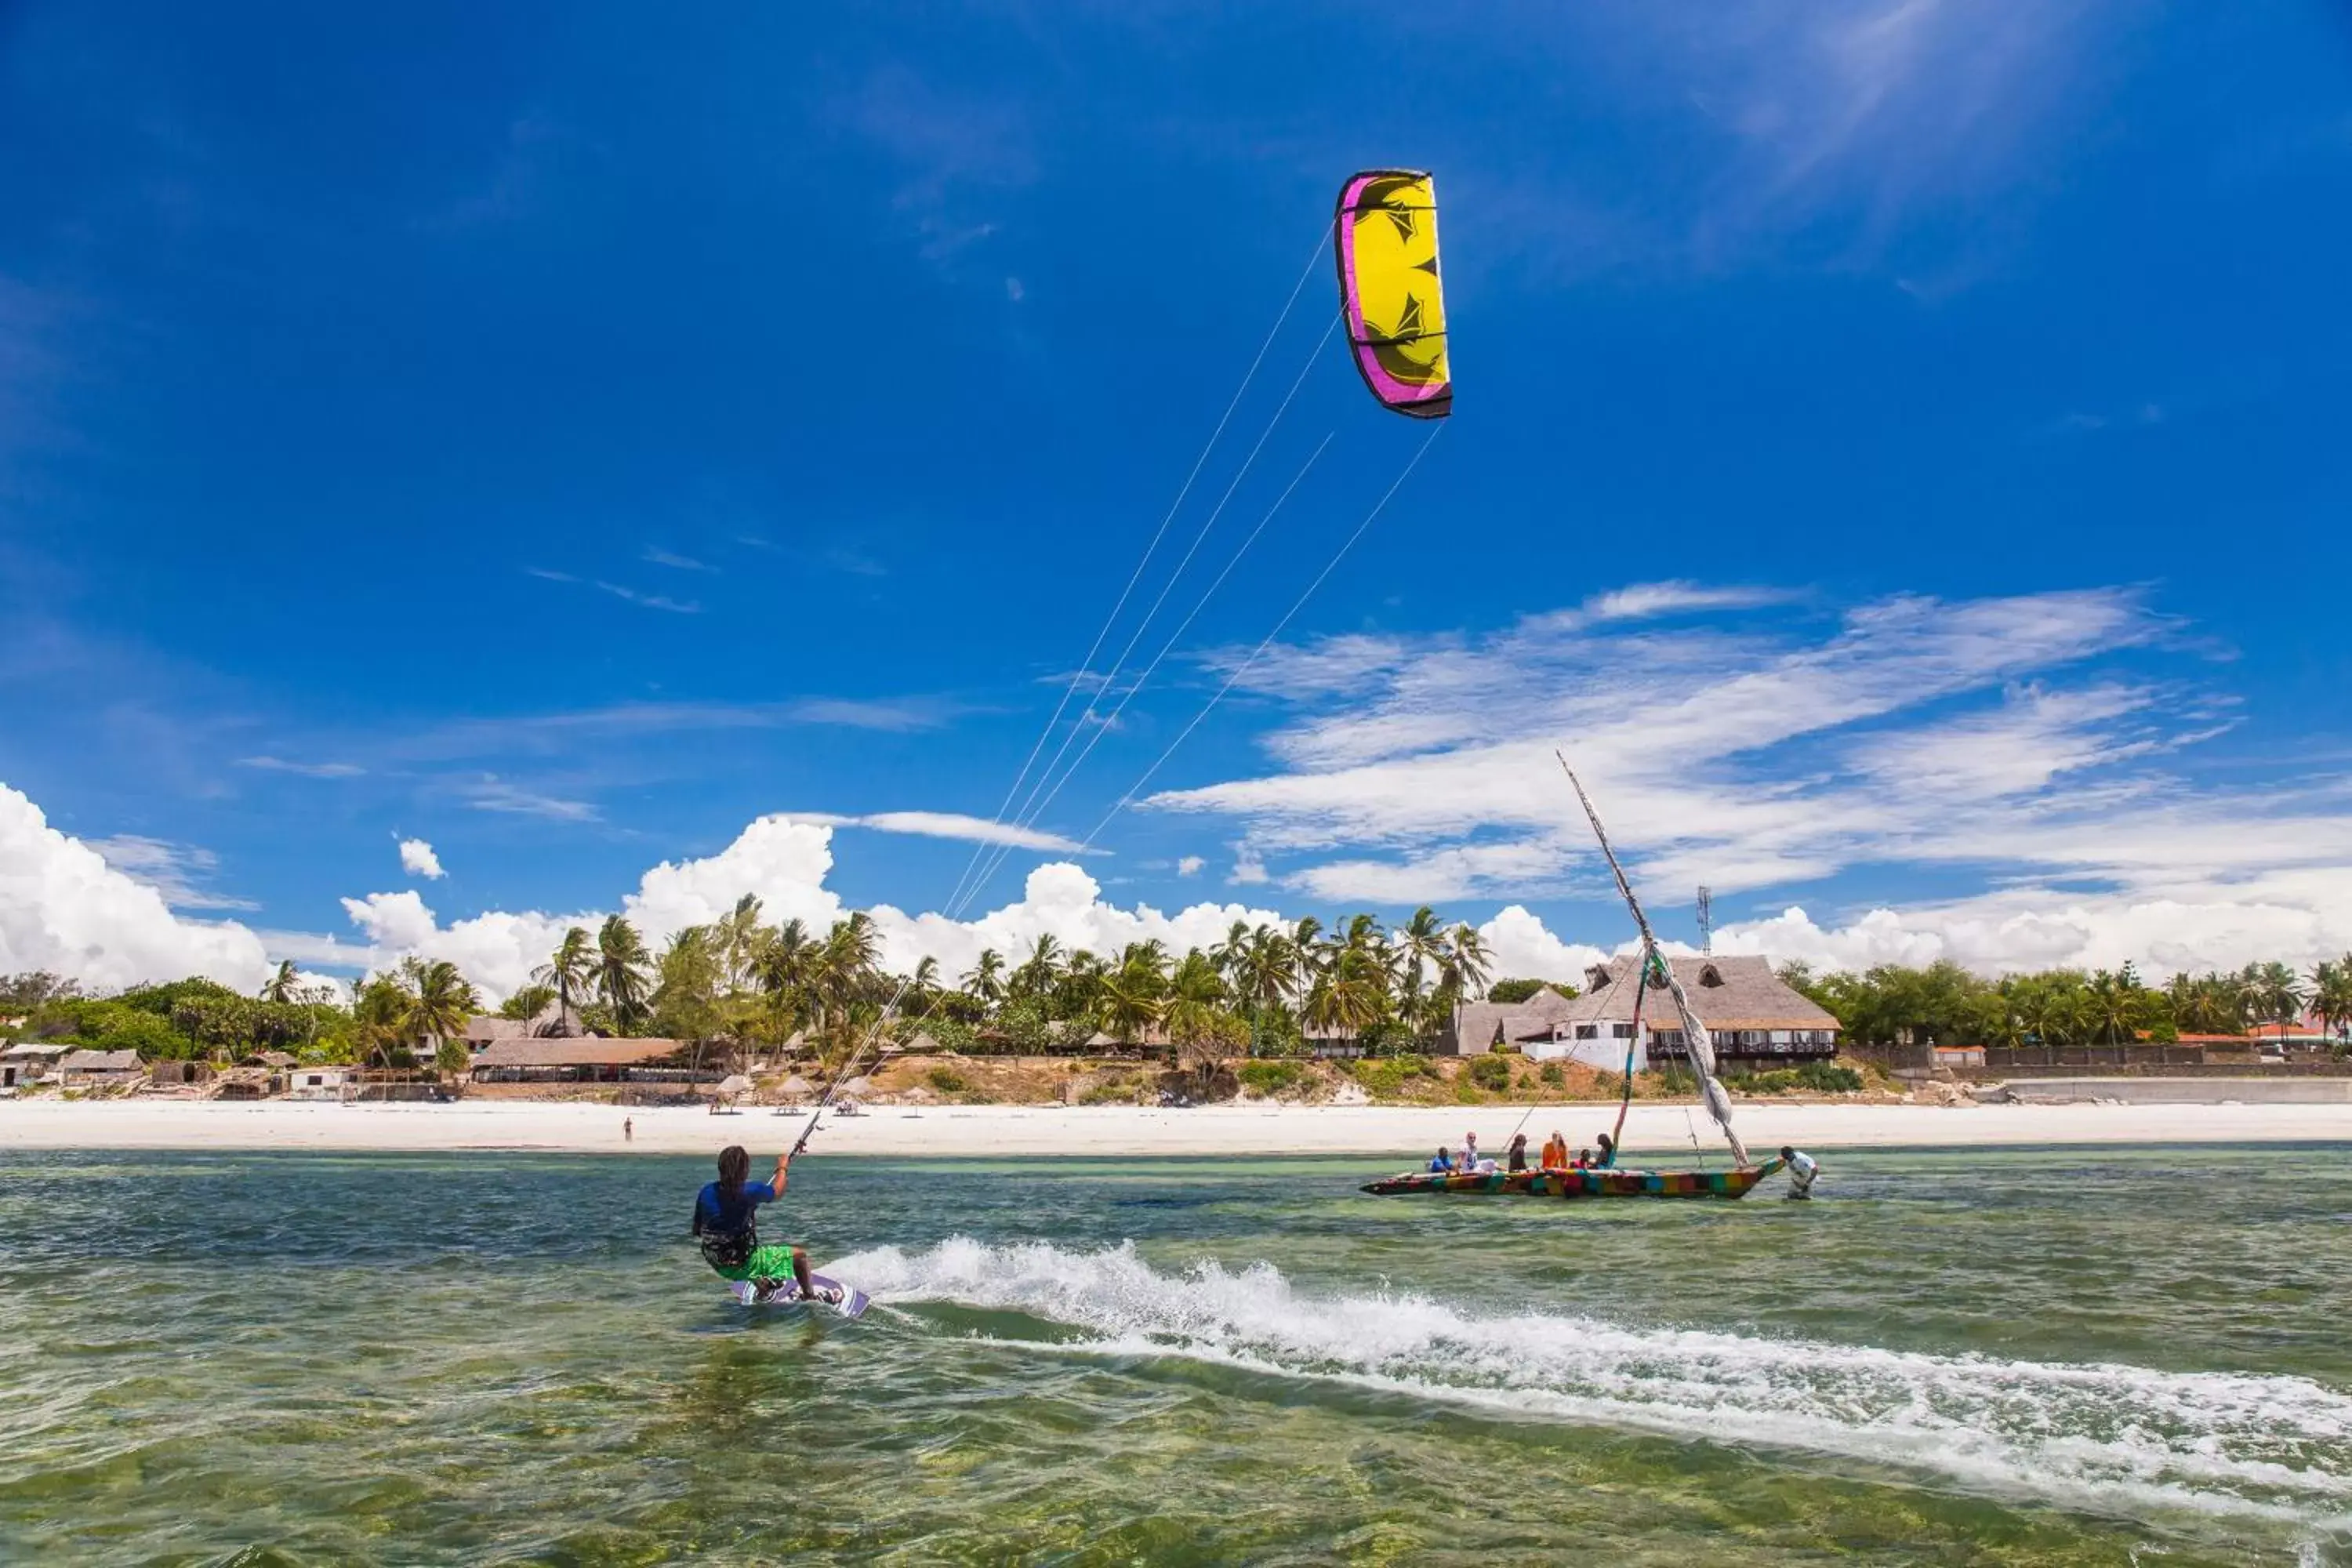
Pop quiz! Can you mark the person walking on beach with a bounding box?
[691,1145,840,1305]
[624,1116,633,1143]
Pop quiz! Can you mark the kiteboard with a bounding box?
[726,1272,871,1320]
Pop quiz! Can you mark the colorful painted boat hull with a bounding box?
[1362,1157,1785,1199]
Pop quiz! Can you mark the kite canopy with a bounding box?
[1334,170,1451,419]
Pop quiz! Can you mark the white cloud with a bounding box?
[397,838,446,880]
[1477,905,1609,983]
[0,784,277,992]
[238,756,365,779]
[464,776,599,822]
[789,811,1087,854]
[1176,855,1205,877]
[87,835,259,912]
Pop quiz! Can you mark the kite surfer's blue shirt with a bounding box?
[695,1180,775,1239]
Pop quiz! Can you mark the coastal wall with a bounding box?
[1997,1076,2352,1105]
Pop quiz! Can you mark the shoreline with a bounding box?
[8,1098,2352,1156]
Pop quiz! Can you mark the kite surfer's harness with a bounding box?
[699,1225,756,1272]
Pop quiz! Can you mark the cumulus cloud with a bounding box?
[397,838,445,880]
[1176,855,1205,877]
[0,784,277,992]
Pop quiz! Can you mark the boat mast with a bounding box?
[1556,753,1752,1167]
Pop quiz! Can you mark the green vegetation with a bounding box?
[1486,978,1581,1004]
[925,1065,968,1094]
[1725,1062,1864,1094]
[1237,1060,1305,1096]
[1466,1054,1514,1091]
[1780,956,2352,1047]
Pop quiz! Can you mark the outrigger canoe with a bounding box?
[1362,1157,1785,1200]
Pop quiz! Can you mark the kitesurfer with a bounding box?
[1781,1145,1819,1199]
[692,1145,841,1305]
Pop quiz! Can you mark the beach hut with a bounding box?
[1,1042,70,1089]
[58,1049,144,1089]
[286,1064,355,1101]
[470,1036,698,1084]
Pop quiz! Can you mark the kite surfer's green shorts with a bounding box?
[710,1243,802,1283]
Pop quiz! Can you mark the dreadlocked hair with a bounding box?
[717,1145,750,1202]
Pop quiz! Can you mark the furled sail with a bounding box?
[1559,756,1753,1167]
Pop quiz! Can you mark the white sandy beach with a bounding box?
[6,1096,2352,1156]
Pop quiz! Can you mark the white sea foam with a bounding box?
[833,1237,2352,1529]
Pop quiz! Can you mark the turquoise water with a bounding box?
[3,1145,2351,1563]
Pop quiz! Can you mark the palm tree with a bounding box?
[260,959,299,1004]
[2253,960,2306,1036]
[353,971,414,1068]
[2311,956,2352,1048]
[713,893,766,992]
[594,915,654,1032]
[908,956,942,1017]
[2083,970,2134,1047]
[1433,922,1493,1051]
[1010,934,1064,1000]
[532,927,594,1036]
[401,956,481,1061]
[963,949,1007,1005]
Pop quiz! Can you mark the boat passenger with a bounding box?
[1541,1131,1569,1171]
[1781,1145,1820,1200]
[1593,1131,1618,1169]
[1428,1146,1453,1173]
[1573,1147,1592,1168]
[1458,1131,1483,1171]
[1506,1133,1530,1173]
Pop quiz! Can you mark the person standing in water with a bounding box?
[691,1145,840,1304]
[1781,1145,1820,1199]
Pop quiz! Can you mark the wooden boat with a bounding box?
[1362,1157,1784,1200]
[1359,764,1813,1207]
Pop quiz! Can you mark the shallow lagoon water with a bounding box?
[3,1144,2350,1563]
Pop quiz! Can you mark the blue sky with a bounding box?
[4,1,2350,995]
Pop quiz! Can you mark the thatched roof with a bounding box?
[1566,955,1837,1031]
[778,1073,815,1097]
[474,1037,689,1069]
[60,1049,142,1073]
[902,1030,943,1054]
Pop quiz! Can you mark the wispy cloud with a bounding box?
[1142,583,2280,911]
[88,834,260,911]
[525,567,578,584]
[463,775,599,822]
[394,695,964,763]
[789,811,1087,853]
[642,547,714,572]
[237,755,365,779]
[595,581,700,615]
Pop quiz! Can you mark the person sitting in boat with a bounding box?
[1781,1145,1819,1199]
[1506,1133,1530,1172]
[1541,1131,1570,1171]
[1593,1131,1619,1169]
[1428,1146,1453,1173]
[691,1144,840,1305]
[1573,1147,1592,1168]
[1454,1132,1483,1172]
